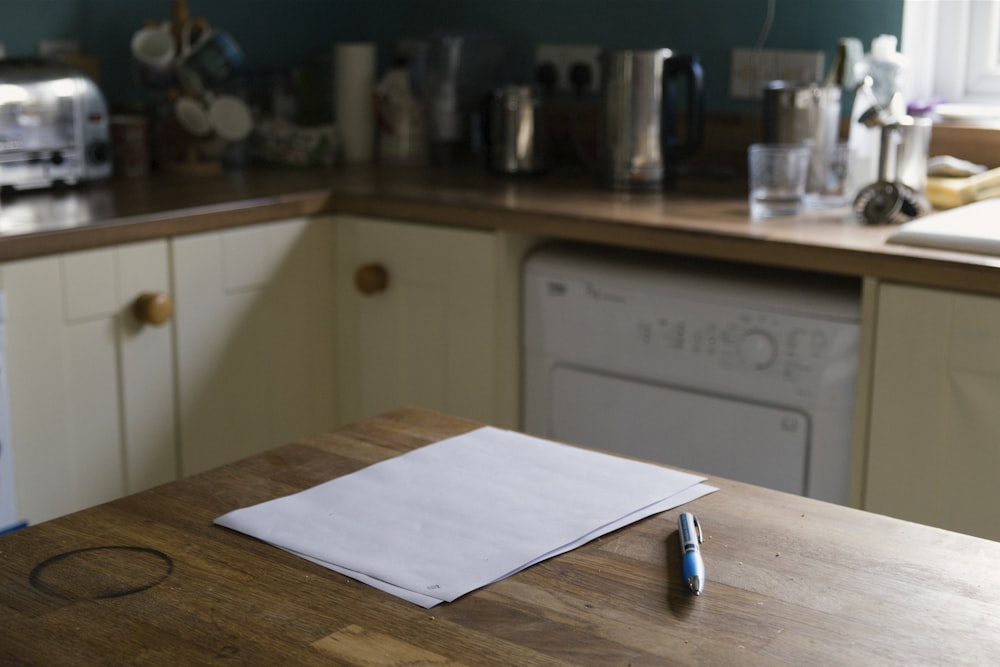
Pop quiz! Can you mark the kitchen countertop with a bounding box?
[3,165,1000,295]
[3,407,1000,665]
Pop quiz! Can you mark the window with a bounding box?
[902,0,1000,102]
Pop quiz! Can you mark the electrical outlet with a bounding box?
[535,43,601,94]
[730,48,825,100]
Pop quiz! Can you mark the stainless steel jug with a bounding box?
[598,48,704,191]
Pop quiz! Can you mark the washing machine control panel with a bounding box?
[528,274,860,404]
[641,306,843,388]
[737,328,778,369]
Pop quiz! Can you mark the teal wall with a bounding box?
[0,0,904,111]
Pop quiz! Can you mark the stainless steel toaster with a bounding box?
[0,58,112,191]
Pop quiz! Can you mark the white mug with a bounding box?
[208,95,253,142]
[131,24,176,90]
[169,96,212,140]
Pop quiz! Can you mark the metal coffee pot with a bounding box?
[598,48,705,191]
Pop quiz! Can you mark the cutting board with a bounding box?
[887,198,1000,255]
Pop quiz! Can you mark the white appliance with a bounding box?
[0,291,20,532]
[523,244,862,505]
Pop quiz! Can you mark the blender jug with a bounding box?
[598,48,704,191]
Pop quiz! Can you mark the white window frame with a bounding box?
[902,0,1000,102]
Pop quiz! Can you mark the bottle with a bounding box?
[862,35,908,110]
[845,35,909,199]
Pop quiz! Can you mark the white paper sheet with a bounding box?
[216,427,716,607]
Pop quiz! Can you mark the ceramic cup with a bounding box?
[130,24,176,90]
[172,96,212,139]
[177,28,243,91]
[207,95,253,142]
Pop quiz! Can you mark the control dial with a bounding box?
[87,140,110,165]
[738,328,778,369]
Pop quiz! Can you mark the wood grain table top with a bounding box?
[2,407,999,665]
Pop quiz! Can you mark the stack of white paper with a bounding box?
[215,426,716,607]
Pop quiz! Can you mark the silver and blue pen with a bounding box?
[678,512,705,595]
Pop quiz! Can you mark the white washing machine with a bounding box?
[522,244,862,505]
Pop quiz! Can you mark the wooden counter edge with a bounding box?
[3,167,1000,296]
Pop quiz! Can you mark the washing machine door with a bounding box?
[548,366,811,495]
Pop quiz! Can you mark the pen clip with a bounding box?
[692,514,703,544]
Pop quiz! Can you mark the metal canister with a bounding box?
[488,85,549,175]
[110,115,150,179]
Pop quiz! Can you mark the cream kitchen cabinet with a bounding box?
[2,240,176,524]
[333,215,534,429]
[172,217,337,475]
[2,213,524,522]
[862,281,1000,541]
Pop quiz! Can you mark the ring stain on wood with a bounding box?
[29,546,173,600]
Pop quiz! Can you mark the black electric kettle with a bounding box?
[598,48,704,191]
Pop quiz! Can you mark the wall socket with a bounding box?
[729,48,825,100]
[534,43,601,94]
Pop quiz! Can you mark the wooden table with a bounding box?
[3,408,999,665]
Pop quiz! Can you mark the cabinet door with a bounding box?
[172,218,337,475]
[335,216,512,426]
[865,282,1000,540]
[3,240,176,524]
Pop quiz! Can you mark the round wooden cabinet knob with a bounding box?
[354,263,390,295]
[133,291,174,325]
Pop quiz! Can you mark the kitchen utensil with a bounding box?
[853,123,925,225]
[894,115,932,194]
[762,81,843,206]
[598,48,704,191]
[487,85,549,174]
